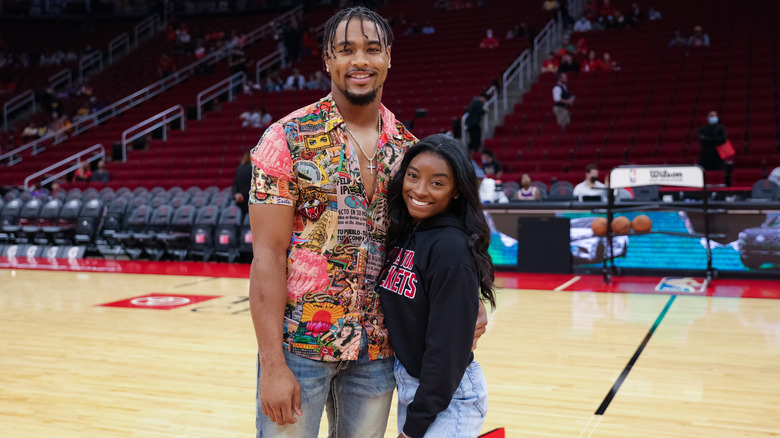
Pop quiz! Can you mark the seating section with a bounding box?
[0,184,257,262]
[485,0,779,189]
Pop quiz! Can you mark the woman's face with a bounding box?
[402,152,457,224]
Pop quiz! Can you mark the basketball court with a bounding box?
[2,258,780,437]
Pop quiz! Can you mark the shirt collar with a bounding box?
[317,94,404,144]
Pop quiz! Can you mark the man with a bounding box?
[248,7,487,437]
[552,72,574,131]
[697,110,731,186]
[573,164,607,201]
[465,94,486,152]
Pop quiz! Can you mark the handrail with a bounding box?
[252,6,311,84]
[134,13,161,47]
[121,105,185,161]
[78,50,103,83]
[48,68,73,90]
[108,33,131,64]
[23,143,105,189]
[502,50,530,110]
[255,48,285,84]
[532,19,556,73]
[1,7,300,167]
[2,90,36,131]
[197,72,246,120]
[245,5,302,47]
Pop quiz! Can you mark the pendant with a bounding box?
[367,160,376,175]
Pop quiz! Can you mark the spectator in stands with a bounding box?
[573,37,589,64]
[306,70,330,90]
[515,173,541,200]
[769,167,780,187]
[688,25,710,48]
[258,107,272,129]
[559,53,580,75]
[648,7,662,20]
[465,94,486,151]
[625,2,642,27]
[581,50,607,72]
[22,122,39,142]
[194,42,206,59]
[697,110,732,186]
[243,80,262,95]
[573,16,592,32]
[541,52,560,75]
[73,104,91,122]
[240,106,262,128]
[668,29,688,48]
[555,34,575,57]
[55,114,72,134]
[480,150,503,179]
[157,53,177,78]
[301,25,320,56]
[232,150,252,216]
[284,68,306,90]
[228,47,249,76]
[90,159,109,183]
[283,21,303,63]
[479,29,499,49]
[422,23,436,34]
[176,23,192,51]
[552,72,574,131]
[602,52,619,70]
[542,0,560,16]
[73,161,92,182]
[573,164,607,201]
[262,75,282,92]
[598,0,619,23]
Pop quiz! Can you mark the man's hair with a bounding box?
[481,150,495,158]
[321,6,393,59]
[585,163,598,173]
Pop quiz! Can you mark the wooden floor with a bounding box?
[2,267,780,437]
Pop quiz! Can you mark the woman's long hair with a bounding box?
[385,134,496,308]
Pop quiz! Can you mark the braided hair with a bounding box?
[321,6,393,60]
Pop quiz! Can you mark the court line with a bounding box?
[594,294,677,415]
[175,277,219,288]
[553,275,581,291]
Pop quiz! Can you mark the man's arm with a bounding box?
[472,300,488,351]
[249,202,302,426]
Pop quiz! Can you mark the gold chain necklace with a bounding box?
[343,114,382,175]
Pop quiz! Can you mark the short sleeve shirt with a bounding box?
[249,95,417,362]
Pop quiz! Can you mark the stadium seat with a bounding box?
[214,205,242,263]
[159,204,197,261]
[74,199,106,245]
[191,205,221,262]
[34,199,64,244]
[52,199,83,245]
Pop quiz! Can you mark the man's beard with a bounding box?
[341,86,379,106]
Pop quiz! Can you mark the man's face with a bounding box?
[587,169,599,181]
[560,73,568,83]
[325,18,391,107]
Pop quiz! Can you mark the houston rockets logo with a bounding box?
[299,187,329,220]
[379,248,417,298]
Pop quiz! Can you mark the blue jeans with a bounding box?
[256,335,395,438]
[394,359,488,437]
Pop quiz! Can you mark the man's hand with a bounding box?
[259,363,302,426]
[472,300,488,351]
[234,193,245,203]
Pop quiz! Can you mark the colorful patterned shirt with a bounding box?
[249,95,417,362]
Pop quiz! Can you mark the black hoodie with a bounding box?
[377,213,480,437]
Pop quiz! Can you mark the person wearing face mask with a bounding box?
[697,110,732,186]
[573,163,607,201]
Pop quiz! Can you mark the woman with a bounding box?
[377,134,496,438]
[73,161,92,182]
[515,173,541,200]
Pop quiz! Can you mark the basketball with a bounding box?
[611,216,632,234]
[632,214,653,232]
[591,217,608,235]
